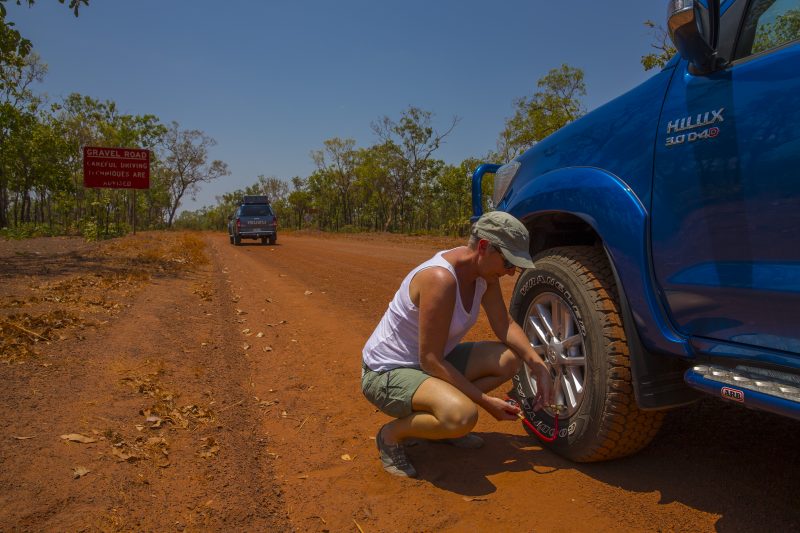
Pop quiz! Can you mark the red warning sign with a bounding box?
[83,146,150,189]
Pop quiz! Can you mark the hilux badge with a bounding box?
[667,108,724,134]
[665,108,724,147]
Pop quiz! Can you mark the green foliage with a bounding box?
[641,20,676,71]
[162,121,229,227]
[0,17,226,239]
[369,106,460,232]
[0,0,88,18]
[496,64,586,160]
[1,6,604,241]
[0,11,31,62]
[79,219,99,241]
[0,221,57,239]
[752,7,800,54]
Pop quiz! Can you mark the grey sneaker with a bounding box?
[439,433,484,449]
[376,426,417,478]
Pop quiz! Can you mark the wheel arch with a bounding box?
[505,167,697,409]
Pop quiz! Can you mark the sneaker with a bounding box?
[376,426,417,478]
[439,433,484,449]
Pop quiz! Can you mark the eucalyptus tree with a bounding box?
[353,142,396,232]
[305,168,339,231]
[311,137,358,227]
[161,121,229,228]
[0,13,42,227]
[433,157,483,236]
[371,106,459,232]
[286,176,312,230]
[641,20,677,71]
[496,64,586,161]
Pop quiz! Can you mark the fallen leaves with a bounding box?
[144,413,163,429]
[112,446,140,462]
[217,399,244,413]
[198,437,220,459]
[123,374,215,430]
[1,234,209,366]
[462,496,488,502]
[73,466,90,479]
[303,290,313,296]
[11,435,35,440]
[341,454,354,461]
[192,287,213,301]
[257,399,278,409]
[60,433,97,444]
[0,310,87,363]
[108,432,170,467]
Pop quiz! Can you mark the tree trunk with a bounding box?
[0,183,7,228]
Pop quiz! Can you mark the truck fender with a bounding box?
[505,166,698,409]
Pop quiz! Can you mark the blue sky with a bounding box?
[8,1,667,212]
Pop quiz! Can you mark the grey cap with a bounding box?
[471,211,535,269]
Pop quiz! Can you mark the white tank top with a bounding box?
[362,248,487,372]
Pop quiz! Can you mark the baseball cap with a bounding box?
[471,211,535,269]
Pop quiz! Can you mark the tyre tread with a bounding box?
[532,246,663,462]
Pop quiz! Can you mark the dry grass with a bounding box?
[0,231,209,364]
[101,232,208,272]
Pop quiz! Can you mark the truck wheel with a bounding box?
[268,235,276,245]
[229,234,234,244]
[509,246,663,462]
[261,237,268,245]
[234,235,241,246]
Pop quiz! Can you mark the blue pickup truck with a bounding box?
[473,0,800,461]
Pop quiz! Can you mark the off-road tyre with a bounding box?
[261,237,268,245]
[234,234,241,246]
[229,234,234,244]
[509,245,664,462]
[268,235,277,245]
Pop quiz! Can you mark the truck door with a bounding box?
[651,0,800,355]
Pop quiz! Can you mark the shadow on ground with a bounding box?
[409,399,800,532]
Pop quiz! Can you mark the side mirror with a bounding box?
[667,0,721,74]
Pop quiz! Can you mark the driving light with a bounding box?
[492,161,521,207]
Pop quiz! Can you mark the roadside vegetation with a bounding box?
[0,3,228,240]
[1,3,673,240]
[0,231,207,363]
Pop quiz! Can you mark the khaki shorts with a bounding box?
[361,343,474,419]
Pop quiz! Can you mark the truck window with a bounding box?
[240,205,272,217]
[735,0,800,58]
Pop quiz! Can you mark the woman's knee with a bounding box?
[499,348,521,379]
[438,399,478,434]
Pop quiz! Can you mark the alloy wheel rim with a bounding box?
[522,292,587,418]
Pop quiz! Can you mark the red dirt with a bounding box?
[2,231,799,532]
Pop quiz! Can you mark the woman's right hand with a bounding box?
[482,395,520,421]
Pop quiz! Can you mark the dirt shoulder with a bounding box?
[0,233,288,531]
